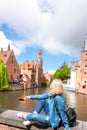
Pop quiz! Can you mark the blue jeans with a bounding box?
[25,99,51,126]
[35,99,49,114]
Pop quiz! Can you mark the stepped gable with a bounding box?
[0,49,12,64]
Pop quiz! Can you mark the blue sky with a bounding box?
[0,0,87,73]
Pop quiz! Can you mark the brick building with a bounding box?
[19,50,43,87]
[0,45,43,87]
[42,73,53,83]
[35,50,43,86]
[75,50,87,94]
[71,37,87,94]
[19,60,36,87]
[0,45,20,83]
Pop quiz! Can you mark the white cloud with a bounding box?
[0,31,11,50]
[48,69,55,74]
[0,0,87,57]
[0,31,21,56]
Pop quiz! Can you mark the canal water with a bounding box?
[0,87,87,121]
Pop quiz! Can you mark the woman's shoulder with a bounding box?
[54,95,64,100]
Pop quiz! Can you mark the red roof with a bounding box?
[0,50,12,64]
[19,61,35,70]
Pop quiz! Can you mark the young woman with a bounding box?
[17,79,70,130]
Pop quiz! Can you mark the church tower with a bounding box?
[8,44,10,51]
[75,35,87,94]
[35,50,43,86]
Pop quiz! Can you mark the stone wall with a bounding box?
[0,124,23,130]
[0,109,85,130]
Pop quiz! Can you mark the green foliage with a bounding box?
[53,64,70,80]
[0,59,9,91]
[41,82,50,87]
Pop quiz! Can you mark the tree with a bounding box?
[53,64,70,80]
[0,59,9,91]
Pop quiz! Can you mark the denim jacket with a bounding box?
[29,93,70,130]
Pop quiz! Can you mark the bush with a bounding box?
[41,82,50,87]
[53,64,70,80]
[0,59,9,91]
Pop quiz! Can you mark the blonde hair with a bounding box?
[50,79,64,95]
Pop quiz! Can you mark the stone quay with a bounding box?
[0,109,87,130]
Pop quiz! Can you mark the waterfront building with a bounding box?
[0,45,20,83]
[19,50,43,87]
[19,60,36,87]
[0,45,43,88]
[42,72,53,83]
[75,43,87,94]
[70,37,87,94]
[66,61,76,91]
[35,50,43,86]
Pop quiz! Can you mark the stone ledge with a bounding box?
[0,109,87,130]
[0,109,26,129]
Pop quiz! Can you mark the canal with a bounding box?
[0,87,87,121]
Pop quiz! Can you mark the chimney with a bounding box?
[1,48,3,52]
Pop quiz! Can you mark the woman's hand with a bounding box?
[24,96,30,101]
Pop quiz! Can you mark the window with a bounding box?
[17,69,19,73]
[12,60,14,63]
[4,54,7,57]
[82,84,86,89]
[14,68,16,73]
[10,75,13,80]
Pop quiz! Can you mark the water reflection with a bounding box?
[75,93,87,121]
[64,90,87,121]
[64,90,76,108]
[0,87,87,121]
[0,87,48,112]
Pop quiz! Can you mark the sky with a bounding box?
[0,0,87,74]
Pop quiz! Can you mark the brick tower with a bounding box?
[80,37,87,93]
[35,50,43,86]
[76,36,87,94]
